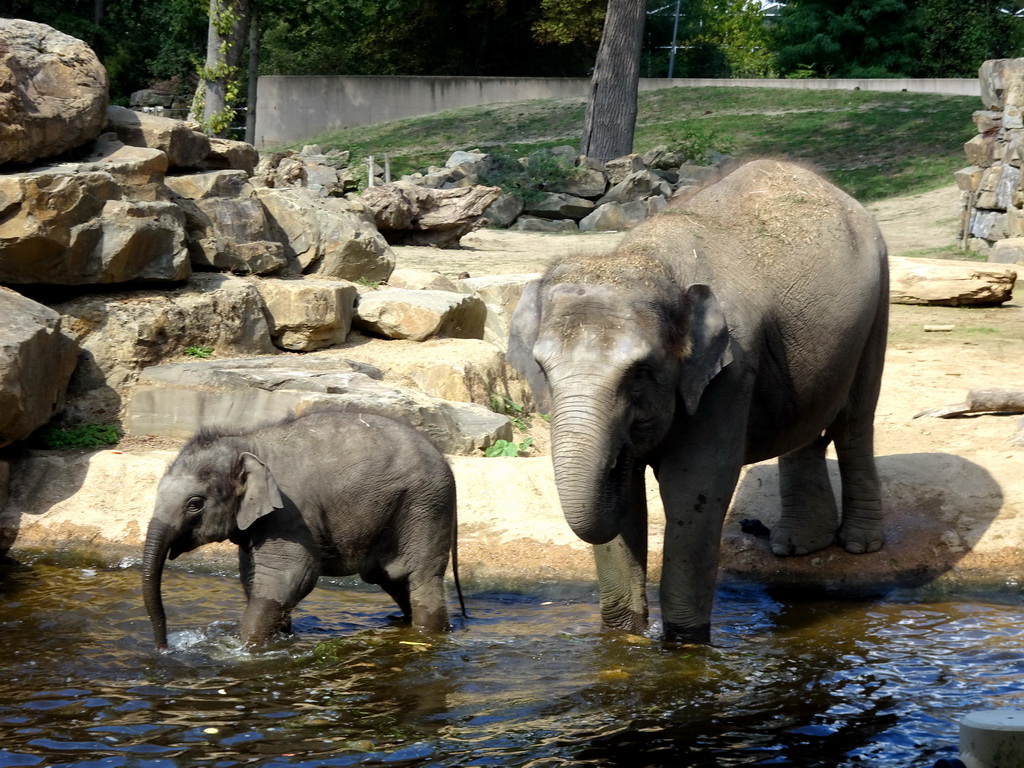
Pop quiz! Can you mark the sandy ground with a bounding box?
[4,184,1024,598]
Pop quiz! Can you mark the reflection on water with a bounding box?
[0,558,1021,766]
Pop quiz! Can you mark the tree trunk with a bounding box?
[201,0,250,137]
[580,0,647,163]
[245,1,259,146]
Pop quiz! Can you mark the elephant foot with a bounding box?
[662,621,711,645]
[837,521,884,554]
[769,526,835,557]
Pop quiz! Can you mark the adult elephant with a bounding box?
[507,160,889,643]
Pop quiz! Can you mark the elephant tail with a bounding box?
[451,504,468,620]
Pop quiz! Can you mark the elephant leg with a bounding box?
[367,570,413,620]
[593,465,649,635]
[832,311,886,554]
[240,545,319,646]
[658,407,745,643]
[408,571,450,632]
[771,434,840,556]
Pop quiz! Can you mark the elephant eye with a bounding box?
[185,496,205,515]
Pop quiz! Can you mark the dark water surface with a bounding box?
[0,558,1022,767]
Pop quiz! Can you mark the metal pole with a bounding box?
[668,0,682,78]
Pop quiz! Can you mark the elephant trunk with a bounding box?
[549,390,629,546]
[141,518,173,649]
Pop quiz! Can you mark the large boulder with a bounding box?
[254,277,358,351]
[522,192,595,221]
[0,165,190,285]
[0,20,109,167]
[0,288,78,448]
[165,168,292,277]
[256,187,394,281]
[457,273,541,351]
[359,182,502,248]
[106,105,211,171]
[124,355,513,455]
[70,133,169,202]
[355,289,487,341]
[53,274,275,423]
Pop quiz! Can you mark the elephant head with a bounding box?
[507,254,732,546]
[142,438,284,648]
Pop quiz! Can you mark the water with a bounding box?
[0,558,1022,767]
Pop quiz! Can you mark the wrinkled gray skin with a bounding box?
[142,410,461,648]
[508,160,888,643]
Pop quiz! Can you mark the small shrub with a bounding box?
[478,149,579,205]
[484,437,534,457]
[34,423,121,450]
[489,394,531,431]
[185,345,214,359]
[668,125,735,164]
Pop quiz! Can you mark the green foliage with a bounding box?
[773,0,925,78]
[185,345,214,358]
[478,149,580,204]
[34,424,121,451]
[692,0,776,78]
[920,0,1024,78]
[484,437,535,457]
[665,124,735,164]
[533,0,605,45]
[489,394,532,431]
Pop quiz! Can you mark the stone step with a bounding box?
[124,354,512,455]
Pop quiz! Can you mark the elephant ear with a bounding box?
[237,452,284,531]
[679,283,733,416]
[506,279,550,412]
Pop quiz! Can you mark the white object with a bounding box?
[960,710,1024,768]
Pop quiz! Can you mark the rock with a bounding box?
[388,269,461,292]
[254,277,358,351]
[0,288,78,448]
[176,196,287,275]
[964,134,998,168]
[359,181,502,248]
[457,273,542,352]
[252,151,306,189]
[337,337,530,408]
[979,58,1024,110]
[599,170,673,205]
[604,154,646,184]
[355,289,487,341]
[0,166,190,285]
[303,163,341,196]
[483,193,525,229]
[256,187,395,282]
[955,166,985,192]
[579,202,629,232]
[106,105,210,171]
[510,216,578,233]
[0,20,109,166]
[205,137,259,175]
[523,192,595,220]
[67,133,169,201]
[989,237,1024,264]
[677,164,722,186]
[123,355,513,455]
[556,167,608,199]
[129,88,173,108]
[53,274,275,423]
[164,169,252,200]
[889,256,1017,306]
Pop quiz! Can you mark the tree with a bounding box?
[920,0,1024,77]
[195,0,250,136]
[580,0,646,163]
[696,0,775,78]
[773,0,925,78]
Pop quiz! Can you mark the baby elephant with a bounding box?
[141,409,464,648]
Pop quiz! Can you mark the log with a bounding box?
[889,257,1017,306]
[915,388,1024,418]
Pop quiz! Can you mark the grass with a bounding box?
[284,86,979,202]
[32,423,121,450]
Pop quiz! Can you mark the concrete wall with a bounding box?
[254,75,981,149]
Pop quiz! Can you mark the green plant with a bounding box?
[484,437,534,457]
[478,149,580,205]
[185,345,214,358]
[668,125,735,164]
[489,394,531,431]
[34,424,121,450]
